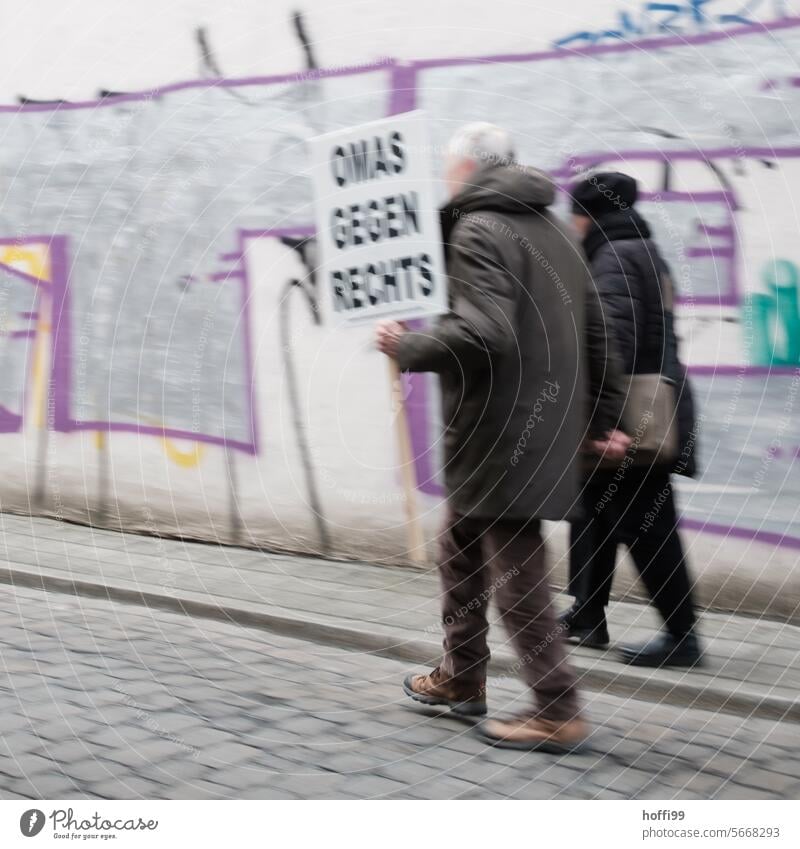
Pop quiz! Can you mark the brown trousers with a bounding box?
[437,509,581,722]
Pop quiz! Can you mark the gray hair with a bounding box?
[446,122,515,167]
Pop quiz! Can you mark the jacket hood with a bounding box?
[448,163,556,215]
[582,208,652,261]
[440,163,555,241]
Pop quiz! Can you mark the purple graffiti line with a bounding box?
[0,238,54,433]
[0,14,796,115]
[0,19,797,546]
[209,269,246,283]
[680,518,800,551]
[44,235,258,454]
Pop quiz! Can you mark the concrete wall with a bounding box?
[0,1,798,570]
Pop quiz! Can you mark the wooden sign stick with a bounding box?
[387,357,427,567]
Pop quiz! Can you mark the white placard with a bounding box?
[308,111,447,325]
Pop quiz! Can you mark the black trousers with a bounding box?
[568,468,696,637]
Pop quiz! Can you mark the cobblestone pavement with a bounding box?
[2,513,798,718]
[1,585,798,800]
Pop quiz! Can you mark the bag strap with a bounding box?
[633,245,672,376]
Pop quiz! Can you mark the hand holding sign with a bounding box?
[310,112,447,564]
[375,319,407,359]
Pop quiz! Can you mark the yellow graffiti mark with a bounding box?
[2,243,53,430]
[91,421,203,467]
[137,416,207,468]
[31,317,51,430]
[161,437,206,468]
[0,245,51,282]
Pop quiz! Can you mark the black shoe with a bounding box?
[618,631,703,668]
[559,605,610,649]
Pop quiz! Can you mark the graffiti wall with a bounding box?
[0,5,798,562]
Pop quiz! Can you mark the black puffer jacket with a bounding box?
[583,209,698,477]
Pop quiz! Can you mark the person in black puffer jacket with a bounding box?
[563,172,702,669]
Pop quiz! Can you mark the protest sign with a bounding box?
[309,112,445,564]
[309,111,447,325]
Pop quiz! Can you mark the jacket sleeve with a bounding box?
[396,217,518,373]
[592,246,647,375]
[584,275,626,438]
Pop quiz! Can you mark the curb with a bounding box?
[1,564,798,725]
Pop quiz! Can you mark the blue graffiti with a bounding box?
[554,1,792,48]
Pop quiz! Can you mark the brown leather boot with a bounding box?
[476,714,589,752]
[402,667,487,718]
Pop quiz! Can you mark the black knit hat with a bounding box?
[570,171,638,217]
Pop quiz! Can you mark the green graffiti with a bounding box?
[745,259,800,367]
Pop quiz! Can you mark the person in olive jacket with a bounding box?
[564,171,702,669]
[376,123,626,753]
